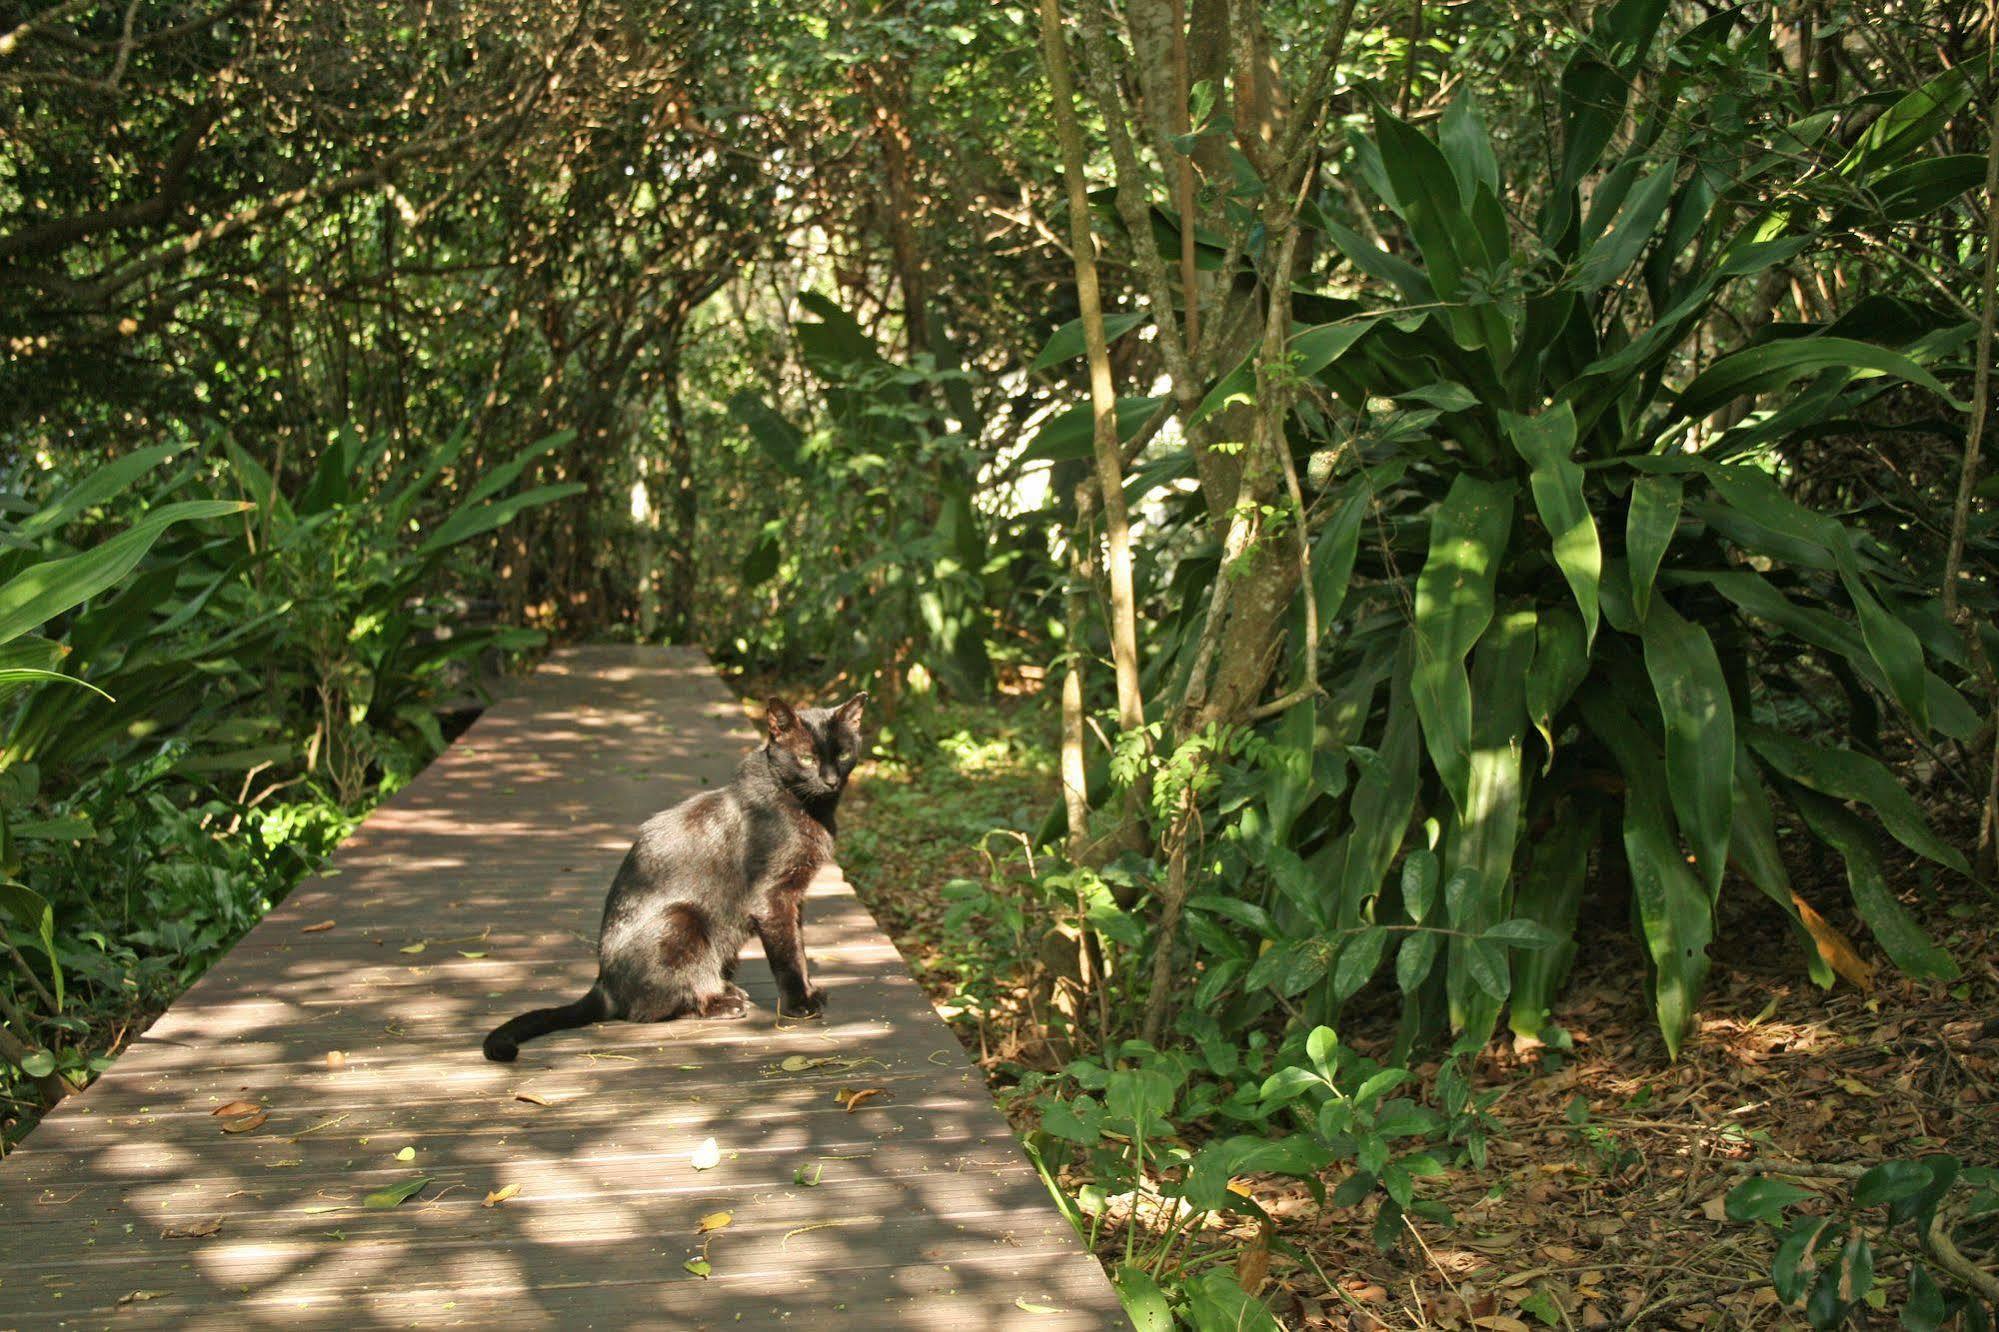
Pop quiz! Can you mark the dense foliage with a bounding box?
[3,0,1994,1324]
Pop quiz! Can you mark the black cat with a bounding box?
[483,693,866,1061]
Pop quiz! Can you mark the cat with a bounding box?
[483,692,867,1062]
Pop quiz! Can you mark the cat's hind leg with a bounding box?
[622,903,749,1022]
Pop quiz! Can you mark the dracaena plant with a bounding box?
[1187,1,1981,1054]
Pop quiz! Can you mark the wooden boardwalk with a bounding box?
[0,646,1122,1329]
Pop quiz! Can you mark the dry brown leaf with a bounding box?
[1700,1194,1730,1222]
[221,1112,268,1134]
[211,1100,260,1118]
[163,1217,222,1239]
[117,1290,167,1305]
[483,1184,521,1208]
[1792,893,1875,989]
[1473,1317,1531,1332]
[301,920,336,934]
[515,1091,555,1106]
[835,1086,887,1112]
[1235,1226,1270,1296]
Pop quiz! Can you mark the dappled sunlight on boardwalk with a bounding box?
[0,647,1120,1328]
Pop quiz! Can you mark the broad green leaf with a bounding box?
[1626,474,1681,624]
[0,501,249,646]
[1113,1264,1173,1332]
[1835,69,1971,178]
[1333,926,1390,999]
[1024,395,1164,463]
[1028,311,1147,372]
[0,880,61,1011]
[727,393,808,476]
[414,483,586,558]
[1400,848,1438,923]
[15,444,187,539]
[1746,728,1968,876]
[1728,751,1839,990]
[1524,607,1588,770]
[1641,599,1734,896]
[1582,691,1712,1056]
[1725,1177,1817,1223]
[1372,108,1467,299]
[1790,790,1958,981]
[1183,1272,1283,1332]
[1502,406,1598,644]
[1671,337,1965,424]
[1396,931,1439,993]
[363,1175,431,1209]
[1853,1161,1934,1208]
[1438,93,1500,205]
[1411,477,1514,814]
[1443,606,1537,1040]
[1507,808,1597,1039]
[1331,637,1423,931]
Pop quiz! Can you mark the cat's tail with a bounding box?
[483,984,611,1062]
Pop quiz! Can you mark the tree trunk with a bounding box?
[660,360,698,642]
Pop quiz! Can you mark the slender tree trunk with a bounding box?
[660,360,698,642]
[1061,482,1098,850]
[1038,0,1145,743]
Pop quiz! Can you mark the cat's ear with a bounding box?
[764,698,799,738]
[832,691,869,731]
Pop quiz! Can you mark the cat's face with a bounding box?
[762,693,867,801]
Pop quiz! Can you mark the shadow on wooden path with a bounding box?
[0,646,1123,1329]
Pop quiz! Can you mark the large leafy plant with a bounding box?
[1165,3,1980,1053]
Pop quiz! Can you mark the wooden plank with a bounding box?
[0,646,1121,1329]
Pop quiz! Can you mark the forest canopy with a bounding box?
[2,0,1996,1325]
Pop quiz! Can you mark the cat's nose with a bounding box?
[820,765,841,788]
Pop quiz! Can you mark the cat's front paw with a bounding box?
[787,985,828,1018]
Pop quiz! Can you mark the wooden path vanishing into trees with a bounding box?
[0,646,1123,1329]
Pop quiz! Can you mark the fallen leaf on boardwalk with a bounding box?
[212,1100,260,1118]
[690,1138,721,1170]
[781,1055,834,1072]
[301,920,336,934]
[459,950,487,959]
[163,1218,222,1239]
[221,1112,268,1134]
[515,1091,557,1106]
[300,1204,347,1214]
[363,1175,430,1209]
[399,941,426,954]
[683,1258,712,1278]
[782,1219,853,1246]
[483,1184,521,1208]
[835,1086,887,1112]
[118,1291,167,1305]
[696,1211,732,1234]
[794,1163,824,1187]
[395,1147,416,1161]
[325,1051,347,1070]
[1015,1297,1067,1314]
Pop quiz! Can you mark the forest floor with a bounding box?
[739,676,1999,1331]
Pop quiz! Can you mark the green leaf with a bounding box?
[1372,108,1468,299]
[1113,1264,1173,1332]
[1641,599,1735,895]
[1507,808,1598,1039]
[1483,919,1559,950]
[1790,790,1957,981]
[1396,930,1439,994]
[728,394,808,476]
[1853,1161,1934,1208]
[1400,849,1438,923]
[1524,607,1588,770]
[20,1049,55,1078]
[1023,395,1164,463]
[1333,927,1390,999]
[0,880,61,1011]
[1671,337,1965,423]
[1411,477,1514,814]
[362,1175,431,1209]
[1725,1177,1817,1224]
[1502,405,1598,645]
[0,501,249,647]
[1582,691,1712,1055]
[14,443,188,539]
[414,483,586,558]
[1184,1272,1283,1332]
[1626,474,1682,624]
[1747,728,1970,877]
[1029,311,1148,372]
[1835,68,1971,178]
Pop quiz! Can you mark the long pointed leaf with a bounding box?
[1412,476,1515,814]
[1502,405,1598,644]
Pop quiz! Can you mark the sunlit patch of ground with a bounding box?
[729,676,1999,1330]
